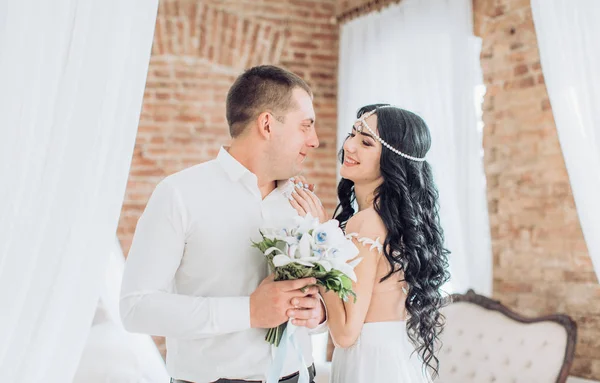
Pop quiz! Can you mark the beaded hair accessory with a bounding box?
[354,105,426,162]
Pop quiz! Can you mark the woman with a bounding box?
[289,104,450,382]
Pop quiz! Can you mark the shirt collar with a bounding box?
[216,146,295,198]
[217,146,251,182]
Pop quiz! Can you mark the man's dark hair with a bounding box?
[226,65,312,138]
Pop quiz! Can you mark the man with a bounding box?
[120,65,326,383]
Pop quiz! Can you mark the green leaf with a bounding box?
[340,275,353,290]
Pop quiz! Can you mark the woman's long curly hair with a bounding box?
[333,104,450,377]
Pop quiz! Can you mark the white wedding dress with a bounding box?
[329,235,431,383]
[330,321,429,383]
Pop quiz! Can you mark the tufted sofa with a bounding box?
[436,289,577,383]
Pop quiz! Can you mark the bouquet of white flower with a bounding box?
[252,213,361,347]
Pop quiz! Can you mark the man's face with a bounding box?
[269,87,319,179]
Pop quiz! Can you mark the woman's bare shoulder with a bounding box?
[346,207,386,238]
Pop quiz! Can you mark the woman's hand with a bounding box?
[289,176,328,223]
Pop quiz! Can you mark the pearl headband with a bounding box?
[354,106,426,162]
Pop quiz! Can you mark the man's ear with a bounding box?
[256,112,273,140]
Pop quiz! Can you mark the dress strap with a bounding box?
[345,233,383,254]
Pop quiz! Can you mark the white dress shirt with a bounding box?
[120,147,324,382]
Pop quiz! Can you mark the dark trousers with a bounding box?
[170,363,316,383]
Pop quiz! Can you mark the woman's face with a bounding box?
[340,113,383,184]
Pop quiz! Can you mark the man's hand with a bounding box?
[288,293,326,329]
[250,275,318,329]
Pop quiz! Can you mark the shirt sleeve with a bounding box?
[119,179,251,338]
[307,293,329,335]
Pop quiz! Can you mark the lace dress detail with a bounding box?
[345,233,383,253]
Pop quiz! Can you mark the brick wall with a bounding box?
[474,0,600,379]
[117,0,339,357]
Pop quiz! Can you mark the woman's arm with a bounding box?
[320,216,384,348]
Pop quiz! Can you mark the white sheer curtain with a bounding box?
[531,0,600,282]
[337,0,492,295]
[0,1,158,381]
[73,237,169,383]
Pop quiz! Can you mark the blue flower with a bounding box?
[315,231,327,244]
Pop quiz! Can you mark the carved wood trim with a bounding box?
[336,0,403,24]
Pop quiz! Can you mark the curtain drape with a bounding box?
[531,0,600,282]
[0,0,159,380]
[337,0,492,294]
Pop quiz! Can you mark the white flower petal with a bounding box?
[298,234,312,259]
[288,244,297,258]
[348,257,363,268]
[265,247,283,256]
[294,260,316,267]
[316,260,333,272]
[279,236,298,245]
[328,259,359,282]
[335,241,360,261]
[313,220,346,246]
[273,254,293,267]
[295,213,320,234]
[300,256,321,263]
[337,263,358,282]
